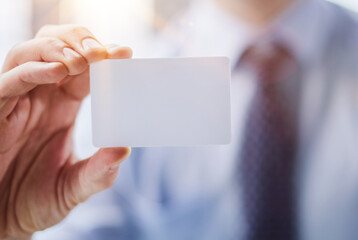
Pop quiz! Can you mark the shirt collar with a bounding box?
[270,0,332,65]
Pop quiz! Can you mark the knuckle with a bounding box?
[6,41,27,60]
[35,24,55,37]
[67,25,91,37]
[19,62,35,81]
[44,63,67,81]
[42,37,66,48]
[40,37,67,53]
[2,41,28,70]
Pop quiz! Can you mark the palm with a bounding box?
[0,76,84,233]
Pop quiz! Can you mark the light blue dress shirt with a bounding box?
[35,0,358,239]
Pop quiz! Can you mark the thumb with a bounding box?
[63,147,131,209]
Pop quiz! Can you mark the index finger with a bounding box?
[0,61,67,99]
[36,24,108,63]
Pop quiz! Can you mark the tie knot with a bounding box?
[238,41,297,83]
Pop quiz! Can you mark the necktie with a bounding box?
[239,41,299,240]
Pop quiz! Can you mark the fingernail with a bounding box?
[63,47,81,59]
[82,38,103,51]
[108,148,131,168]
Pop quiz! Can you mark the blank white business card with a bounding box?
[90,57,231,147]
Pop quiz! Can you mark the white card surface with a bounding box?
[90,57,231,147]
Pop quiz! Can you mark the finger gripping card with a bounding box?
[90,57,231,147]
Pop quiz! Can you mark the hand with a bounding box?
[0,25,132,239]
